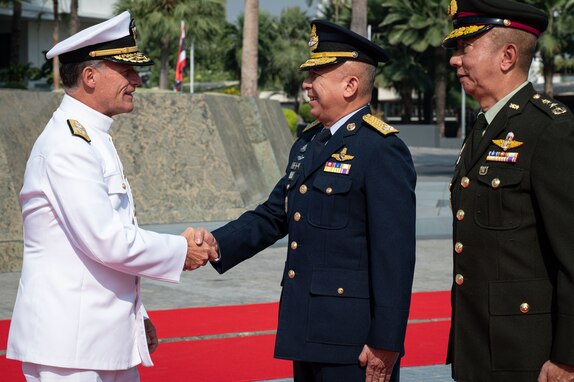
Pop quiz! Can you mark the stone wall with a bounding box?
[0,90,294,271]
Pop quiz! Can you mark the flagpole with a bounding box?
[190,41,194,94]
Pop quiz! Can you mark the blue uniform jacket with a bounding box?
[213,105,416,364]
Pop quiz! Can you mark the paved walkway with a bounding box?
[0,146,459,381]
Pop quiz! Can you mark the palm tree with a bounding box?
[526,0,574,97]
[222,11,280,91]
[115,0,225,90]
[271,7,310,109]
[378,0,450,131]
[52,0,60,89]
[241,0,258,96]
[70,0,79,35]
[5,0,23,70]
[350,0,367,37]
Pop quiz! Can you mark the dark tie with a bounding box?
[312,128,331,162]
[471,114,488,154]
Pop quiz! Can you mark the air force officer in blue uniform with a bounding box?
[211,20,416,382]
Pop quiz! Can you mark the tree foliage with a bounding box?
[525,0,574,96]
[114,0,226,90]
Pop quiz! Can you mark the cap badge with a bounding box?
[492,132,523,151]
[331,147,354,162]
[130,19,138,44]
[309,24,319,51]
[447,0,458,18]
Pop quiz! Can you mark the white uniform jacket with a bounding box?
[7,94,187,370]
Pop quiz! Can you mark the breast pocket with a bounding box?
[307,175,352,229]
[105,174,128,211]
[475,167,523,230]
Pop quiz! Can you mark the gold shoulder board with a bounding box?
[302,120,321,134]
[362,114,399,136]
[531,94,570,117]
[67,119,91,143]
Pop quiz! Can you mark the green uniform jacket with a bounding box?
[448,83,574,381]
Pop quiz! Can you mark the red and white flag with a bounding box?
[174,21,186,91]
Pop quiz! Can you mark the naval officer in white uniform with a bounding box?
[6,11,218,382]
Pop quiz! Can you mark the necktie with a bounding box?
[471,114,488,154]
[312,128,331,162]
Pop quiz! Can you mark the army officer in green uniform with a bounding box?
[444,0,574,381]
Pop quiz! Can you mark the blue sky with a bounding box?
[226,0,318,22]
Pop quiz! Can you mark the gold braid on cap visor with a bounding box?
[299,51,359,68]
[443,25,487,42]
[89,45,139,57]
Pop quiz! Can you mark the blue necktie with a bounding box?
[312,128,331,162]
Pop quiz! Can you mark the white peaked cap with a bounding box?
[46,11,153,66]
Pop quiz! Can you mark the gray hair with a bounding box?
[59,60,103,89]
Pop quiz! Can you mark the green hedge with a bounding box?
[298,103,314,123]
[283,108,298,136]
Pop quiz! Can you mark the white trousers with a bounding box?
[22,362,140,382]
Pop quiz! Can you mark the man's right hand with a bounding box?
[181,227,219,270]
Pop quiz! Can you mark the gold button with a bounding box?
[491,178,501,189]
[337,288,344,295]
[290,241,298,250]
[299,184,308,194]
[288,270,295,279]
[121,183,127,190]
[455,274,464,285]
[454,242,464,254]
[286,184,291,190]
[294,212,301,221]
[461,177,470,188]
[325,187,333,195]
[448,182,452,191]
[520,303,530,313]
[456,209,465,221]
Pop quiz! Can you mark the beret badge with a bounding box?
[130,19,138,44]
[308,24,319,52]
[448,0,458,18]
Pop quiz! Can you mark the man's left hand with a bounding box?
[144,318,158,354]
[358,345,398,382]
[538,360,574,382]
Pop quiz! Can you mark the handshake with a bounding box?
[181,227,219,271]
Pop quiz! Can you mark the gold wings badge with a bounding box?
[331,147,354,162]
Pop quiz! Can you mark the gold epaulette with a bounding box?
[530,94,569,117]
[67,119,91,143]
[301,120,322,134]
[362,114,399,136]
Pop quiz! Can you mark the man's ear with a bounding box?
[500,43,518,72]
[81,65,98,89]
[343,75,360,98]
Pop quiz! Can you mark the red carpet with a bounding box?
[0,290,450,381]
